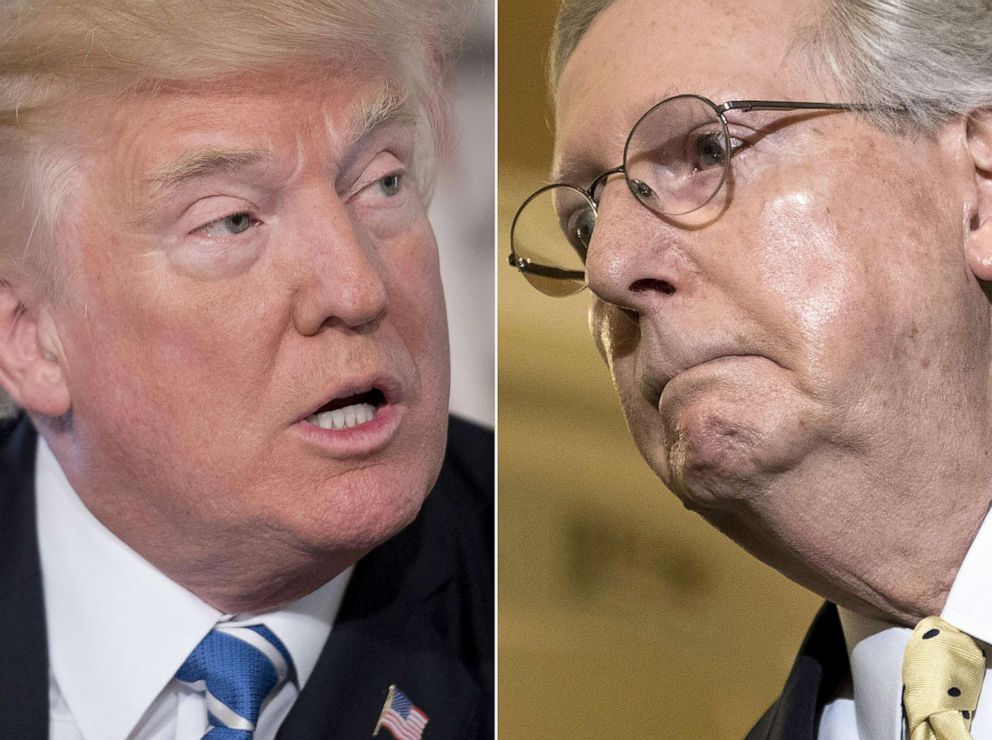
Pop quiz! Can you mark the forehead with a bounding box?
[553,0,827,173]
[73,68,413,198]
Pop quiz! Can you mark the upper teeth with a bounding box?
[307,402,376,430]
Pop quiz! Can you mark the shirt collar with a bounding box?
[36,436,350,740]
[836,504,992,740]
[837,607,910,740]
[220,567,352,688]
[940,502,992,645]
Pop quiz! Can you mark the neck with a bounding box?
[39,419,363,614]
[700,460,992,627]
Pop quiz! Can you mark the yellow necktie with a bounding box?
[903,616,987,740]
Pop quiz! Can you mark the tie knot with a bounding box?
[176,624,296,738]
[903,616,987,740]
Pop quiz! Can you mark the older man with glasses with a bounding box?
[508,0,992,738]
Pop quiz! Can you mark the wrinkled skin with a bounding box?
[556,0,992,624]
[0,68,450,612]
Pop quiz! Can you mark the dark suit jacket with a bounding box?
[0,413,493,739]
[746,603,850,740]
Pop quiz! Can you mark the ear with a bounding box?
[0,277,71,417]
[963,109,992,281]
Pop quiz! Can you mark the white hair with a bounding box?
[812,0,992,131]
[549,0,992,131]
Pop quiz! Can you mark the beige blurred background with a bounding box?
[497,2,822,737]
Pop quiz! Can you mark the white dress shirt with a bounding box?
[35,437,352,740]
[818,508,992,739]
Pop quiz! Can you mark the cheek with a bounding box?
[749,190,880,393]
[754,193,851,337]
[400,220,447,344]
[746,152,978,433]
[383,227,450,385]
[63,233,284,429]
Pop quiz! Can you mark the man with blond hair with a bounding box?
[509,0,992,737]
[0,1,492,738]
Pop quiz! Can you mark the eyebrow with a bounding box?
[551,84,704,183]
[138,86,418,221]
[551,154,594,186]
[348,85,418,144]
[146,148,274,194]
[552,149,621,190]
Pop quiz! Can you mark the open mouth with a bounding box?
[305,388,386,431]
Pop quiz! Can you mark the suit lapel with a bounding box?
[0,413,489,740]
[276,596,481,739]
[278,445,485,740]
[0,415,49,739]
[747,603,850,740]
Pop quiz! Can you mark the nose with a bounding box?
[291,190,388,336]
[585,181,682,315]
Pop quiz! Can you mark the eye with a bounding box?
[689,131,745,170]
[350,169,408,204]
[195,211,256,237]
[693,132,729,168]
[565,205,596,259]
[629,179,655,201]
[378,173,402,196]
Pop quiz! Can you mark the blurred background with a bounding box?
[497,1,821,737]
[431,0,495,427]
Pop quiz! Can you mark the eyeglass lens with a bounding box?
[510,95,732,296]
[625,94,731,216]
[511,184,594,296]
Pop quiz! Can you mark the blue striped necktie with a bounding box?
[176,624,296,739]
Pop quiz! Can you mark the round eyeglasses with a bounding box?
[508,94,873,297]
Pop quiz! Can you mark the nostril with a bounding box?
[630,278,675,295]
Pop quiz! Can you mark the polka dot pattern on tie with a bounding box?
[902,615,987,740]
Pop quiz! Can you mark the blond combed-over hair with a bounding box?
[0,0,462,289]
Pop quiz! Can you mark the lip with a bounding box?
[641,353,764,410]
[291,373,406,459]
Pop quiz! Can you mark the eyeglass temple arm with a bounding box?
[719,100,891,113]
[507,254,585,281]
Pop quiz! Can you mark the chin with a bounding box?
[636,383,815,512]
[253,444,442,560]
[277,398,449,550]
[347,462,440,544]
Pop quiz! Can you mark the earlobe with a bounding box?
[963,110,992,281]
[967,236,992,282]
[0,279,71,417]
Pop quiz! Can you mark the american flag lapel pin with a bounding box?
[373,684,430,739]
